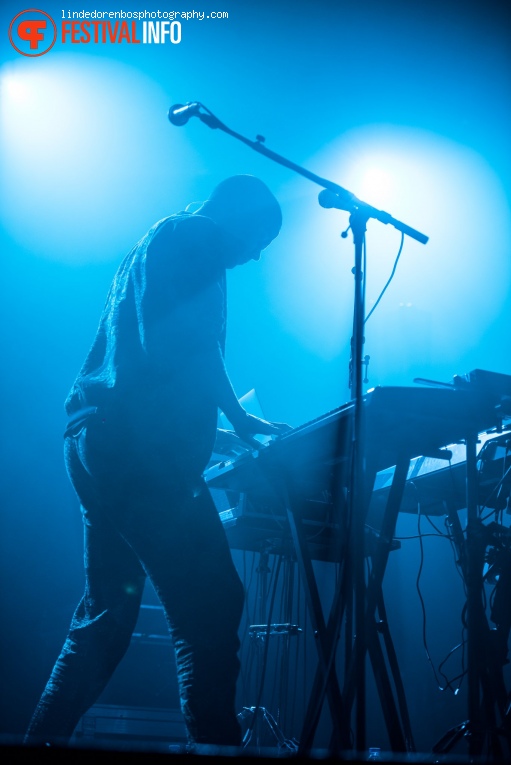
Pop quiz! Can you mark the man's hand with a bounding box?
[229,410,291,449]
[203,343,291,448]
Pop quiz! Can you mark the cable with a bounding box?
[413,502,469,693]
[437,640,467,695]
[424,514,448,536]
[442,513,467,593]
[365,232,405,324]
[416,502,448,691]
[479,464,511,521]
[406,480,468,690]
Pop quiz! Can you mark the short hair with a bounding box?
[206,175,282,246]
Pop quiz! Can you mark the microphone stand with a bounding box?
[349,206,370,751]
[169,102,429,754]
[171,103,429,245]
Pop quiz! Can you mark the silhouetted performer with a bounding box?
[25,175,287,747]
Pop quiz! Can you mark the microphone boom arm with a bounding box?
[179,103,428,245]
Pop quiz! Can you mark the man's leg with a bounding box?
[108,477,245,746]
[25,436,146,744]
[32,421,244,746]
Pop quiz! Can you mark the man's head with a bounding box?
[197,175,282,268]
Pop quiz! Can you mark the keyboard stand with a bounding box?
[281,451,415,755]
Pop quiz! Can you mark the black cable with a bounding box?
[443,514,467,594]
[416,502,447,690]
[480,464,511,521]
[437,640,467,694]
[415,505,468,692]
[407,479,468,688]
[365,232,405,324]
[424,514,448,536]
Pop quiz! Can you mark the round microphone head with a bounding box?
[318,188,355,213]
[318,189,336,208]
[168,104,188,126]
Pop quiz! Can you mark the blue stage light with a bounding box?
[0,55,198,264]
[264,125,511,388]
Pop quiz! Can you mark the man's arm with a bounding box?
[204,342,290,447]
[141,215,289,444]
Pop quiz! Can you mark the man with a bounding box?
[25,175,288,747]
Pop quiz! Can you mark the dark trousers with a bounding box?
[25,414,244,746]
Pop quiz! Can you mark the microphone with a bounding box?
[318,188,356,212]
[319,187,429,243]
[168,102,202,126]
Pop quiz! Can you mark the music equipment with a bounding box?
[207,371,511,754]
[206,373,511,554]
[167,102,202,126]
[370,430,511,519]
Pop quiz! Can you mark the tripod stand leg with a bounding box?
[299,551,352,753]
[341,455,411,739]
[433,721,470,754]
[366,617,406,751]
[376,591,416,751]
[286,504,345,752]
